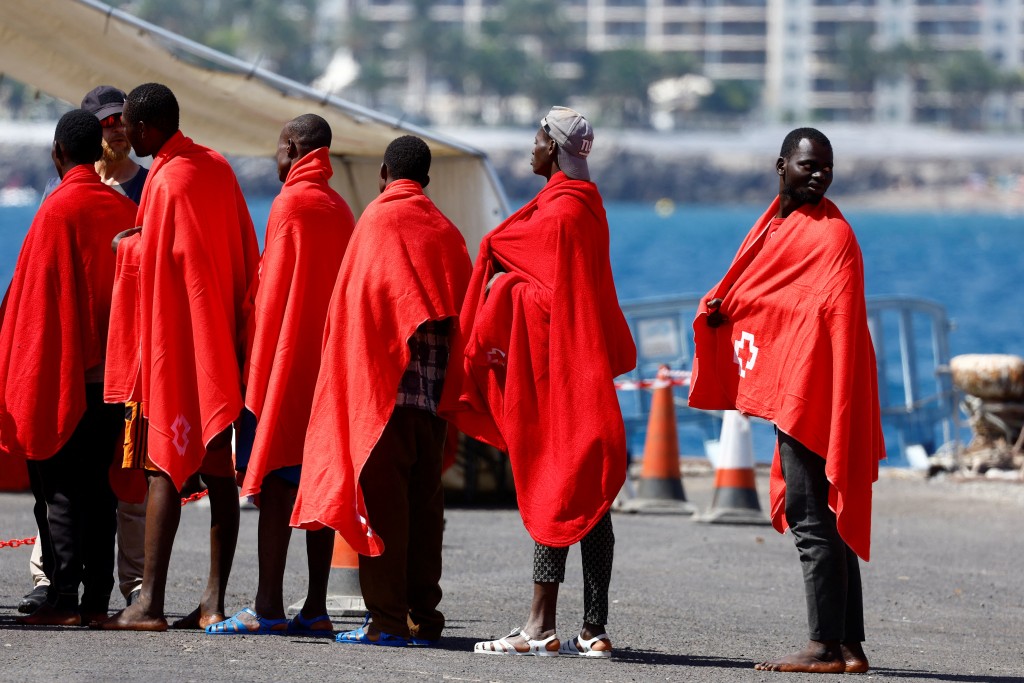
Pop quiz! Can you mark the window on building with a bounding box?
[664,22,699,36]
[607,0,647,6]
[917,20,981,36]
[606,21,646,37]
[720,50,766,64]
[721,21,767,36]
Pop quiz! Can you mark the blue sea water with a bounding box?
[0,198,1020,463]
[1,198,1020,358]
[603,202,1024,358]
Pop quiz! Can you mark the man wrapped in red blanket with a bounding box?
[442,107,636,658]
[292,136,471,647]
[100,84,260,632]
[206,115,355,638]
[688,128,885,674]
[0,110,136,626]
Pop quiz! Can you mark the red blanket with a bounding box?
[105,233,142,404]
[107,131,260,489]
[290,179,471,555]
[439,172,636,547]
[240,148,355,497]
[0,165,136,459]
[688,197,885,561]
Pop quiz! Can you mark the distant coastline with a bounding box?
[3,122,1024,213]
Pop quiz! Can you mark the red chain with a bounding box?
[180,489,210,506]
[1,489,211,548]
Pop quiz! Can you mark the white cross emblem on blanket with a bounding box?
[733,331,759,378]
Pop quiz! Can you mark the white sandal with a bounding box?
[558,632,613,658]
[473,627,560,656]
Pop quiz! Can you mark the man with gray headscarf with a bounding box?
[442,106,636,658]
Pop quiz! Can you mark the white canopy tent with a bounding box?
[0,0,509,253]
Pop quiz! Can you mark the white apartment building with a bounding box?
[326,0,1024,126]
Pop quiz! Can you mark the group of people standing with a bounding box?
[0,80,885,675]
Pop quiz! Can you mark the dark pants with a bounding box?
[26,384,121,612]
[778,430,865,643]
[533,512,615,626]
[358,406,447,640]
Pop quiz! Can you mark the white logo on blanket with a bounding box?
[171,414,191,456]
[733,331,759,378]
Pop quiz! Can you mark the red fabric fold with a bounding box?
[687,197,885,561]
[290,179,472,556]
[439,172,637,547]
[240,148,355,497]
[105,232,142,404]
[106,131,260,489]
[0,165,136,460]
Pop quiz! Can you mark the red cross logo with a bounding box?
[485,347,507,367]
[733,331,759,378]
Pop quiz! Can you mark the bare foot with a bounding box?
[754,640,845,673]
[841,641,870,673]
[80,610,109,627]
[171,606,226,630]
[94,604,168,631]
[17,604,82,627]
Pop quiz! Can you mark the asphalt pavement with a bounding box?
[0,471,1022,682]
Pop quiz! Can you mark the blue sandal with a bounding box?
[205,608,288,635]
[336,625,407,646]
[287,612,334,637]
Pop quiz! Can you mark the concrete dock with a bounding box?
[0,470,1021,682]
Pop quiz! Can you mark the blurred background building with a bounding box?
[310,0,1024,130]
[2,0,1022,132]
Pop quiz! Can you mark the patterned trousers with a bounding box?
[532,512,614,626]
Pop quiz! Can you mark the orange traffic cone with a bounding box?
[696,411,769,525]
[323,532,366,616]
[621,367,695,514]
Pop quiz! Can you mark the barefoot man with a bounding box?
[688,127,885,673]
[206,114,355,636]
[99,83,260,631]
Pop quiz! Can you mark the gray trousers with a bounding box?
[778,430,865,643]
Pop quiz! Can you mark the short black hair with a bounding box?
[288,114,332,151]
[780,127,831,158]
[55,109,103,165]
[384,135,431,184]
[125,83,179,136]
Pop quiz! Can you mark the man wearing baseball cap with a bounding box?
[80,85,149,203]
[443,106,635,658]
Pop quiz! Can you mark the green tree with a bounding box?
[938,50,1004,130]
[833,23,882,122]
[699,80,758,116]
